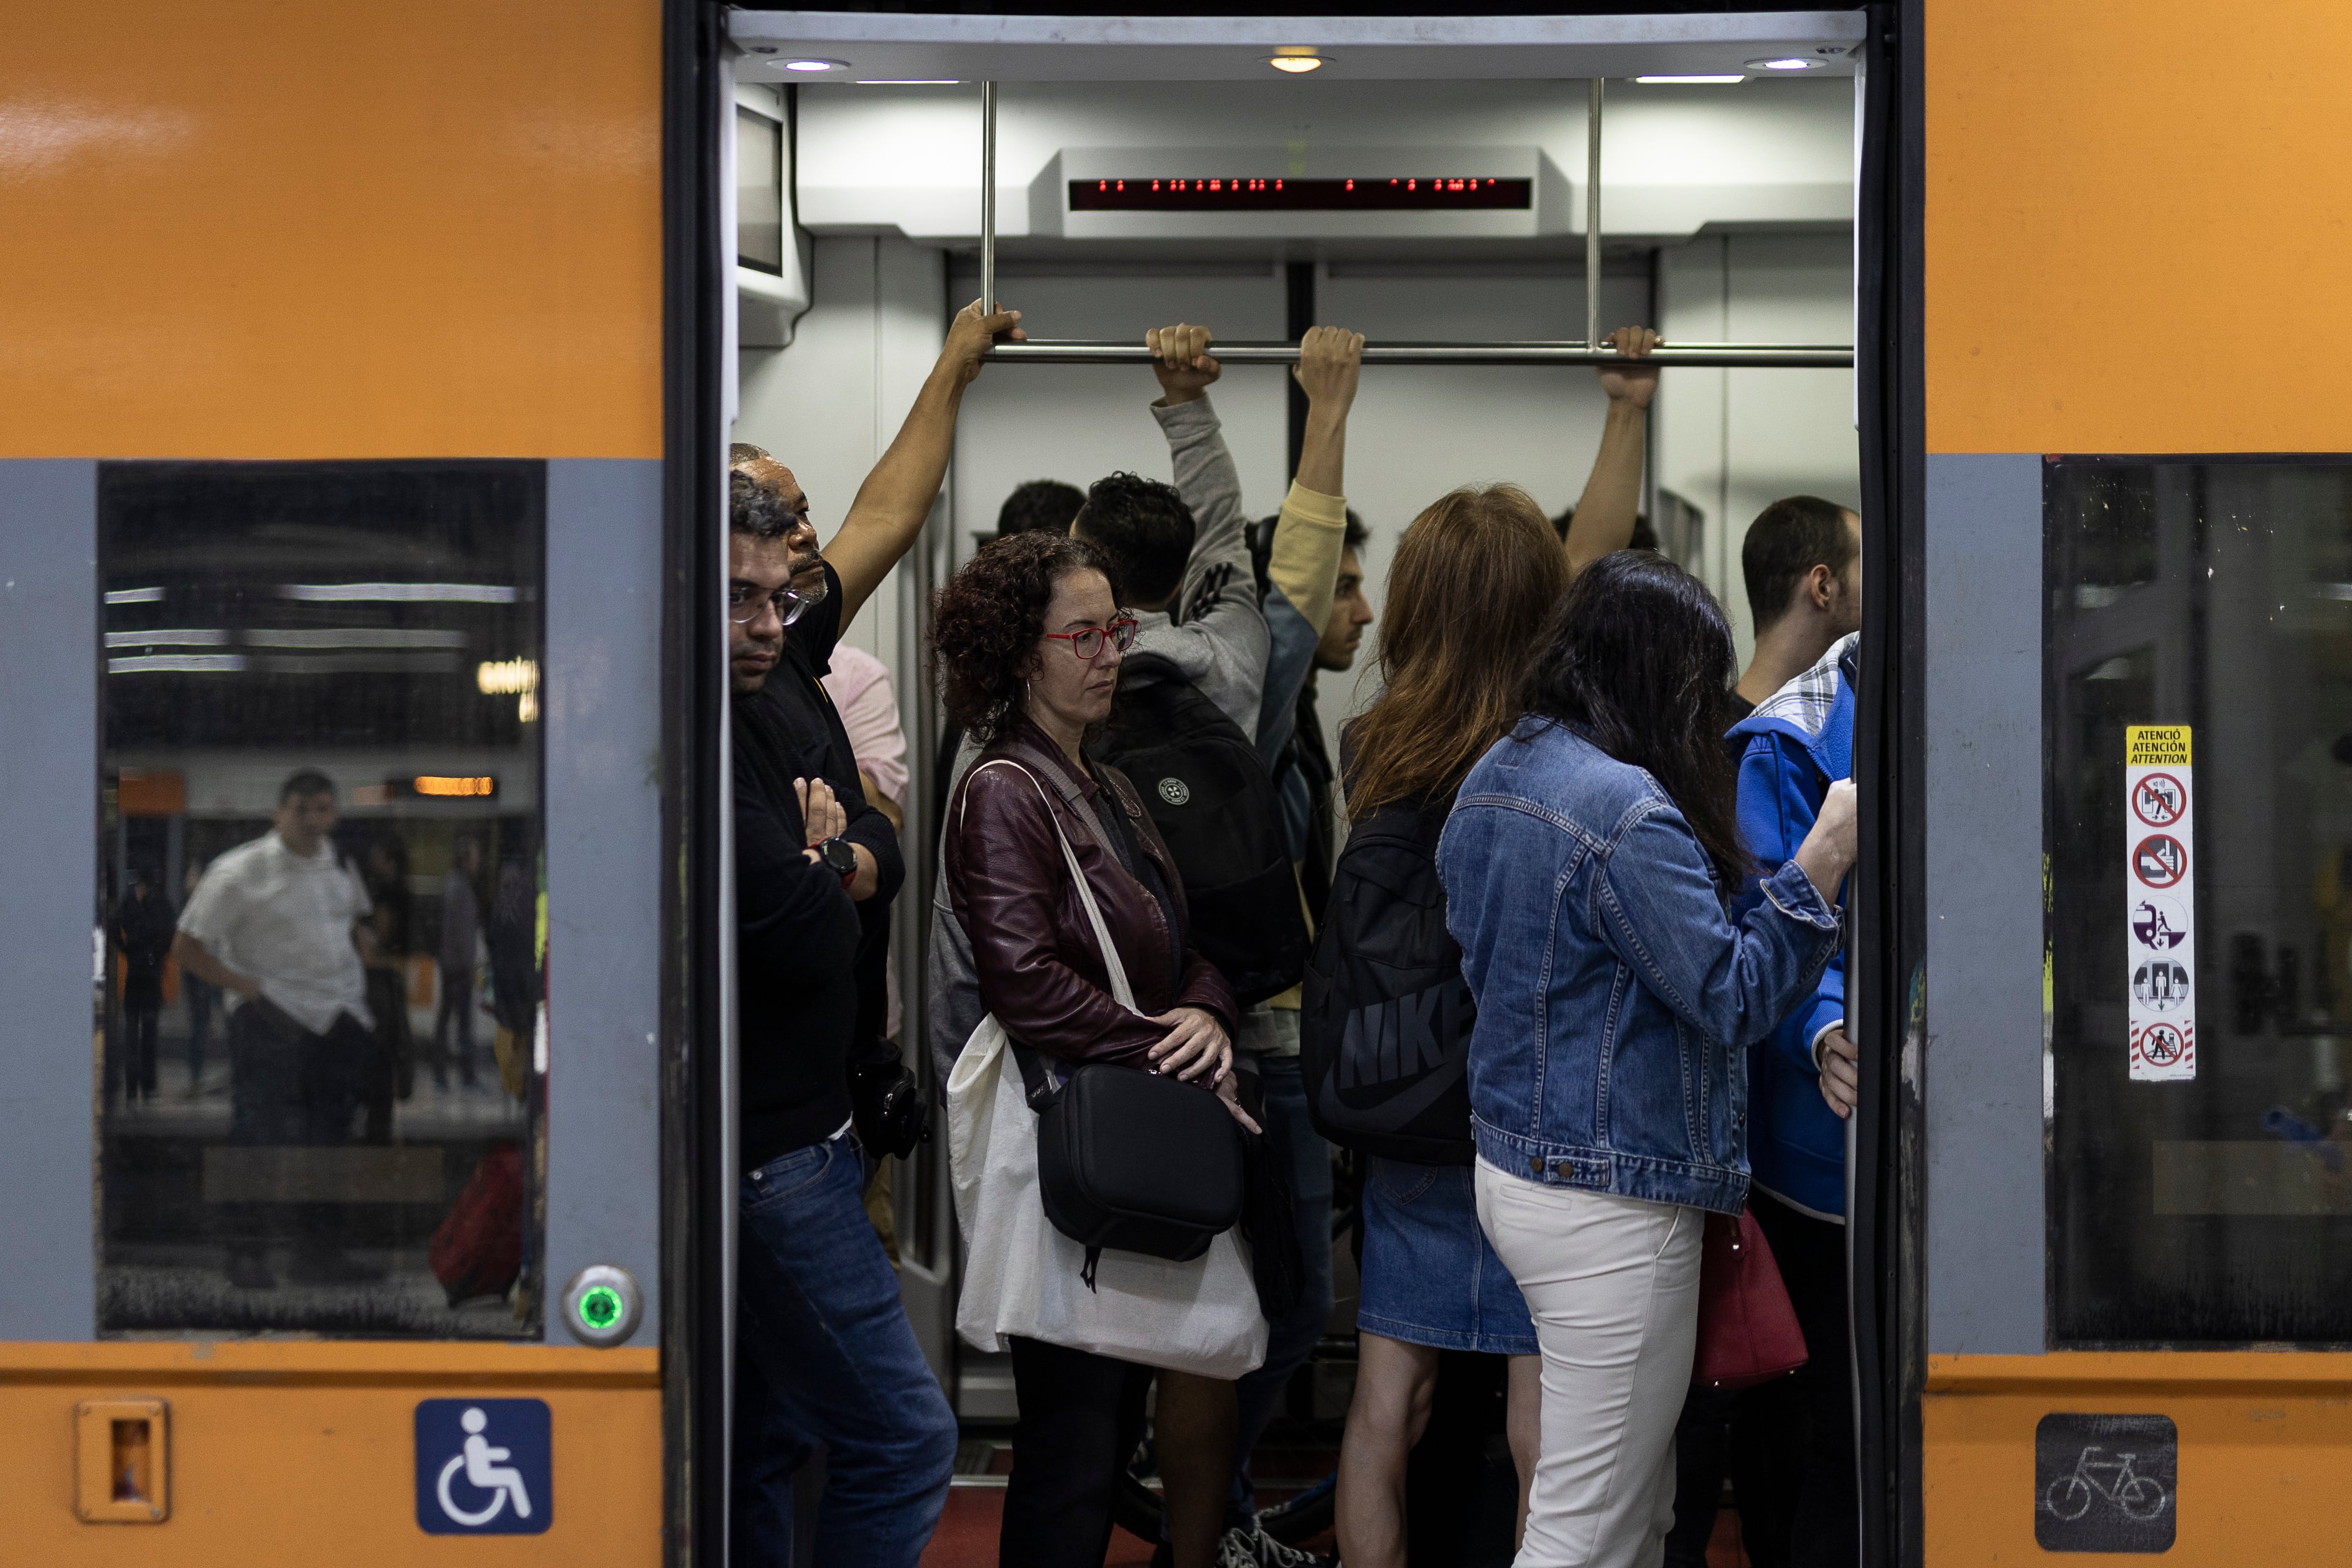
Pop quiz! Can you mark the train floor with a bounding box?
[917,1432,1754,1567]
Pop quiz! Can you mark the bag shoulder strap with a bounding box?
[966,758,1141,1108]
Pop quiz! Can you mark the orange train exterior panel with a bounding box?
[1925,0,2352,455]
[0,0,662,461]
[1,1343,662,1563]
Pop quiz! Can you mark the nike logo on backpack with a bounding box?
[1315,979,1473,1131]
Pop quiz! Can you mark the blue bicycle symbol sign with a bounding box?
[2043,1446,2169,1523]
[415,1398,551,1535]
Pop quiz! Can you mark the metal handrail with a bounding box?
[976,80,1855,371]
[984,341,1854,368]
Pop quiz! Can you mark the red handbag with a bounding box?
[1691,1206,1809,1389]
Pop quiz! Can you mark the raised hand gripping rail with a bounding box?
[973,78,1854,372]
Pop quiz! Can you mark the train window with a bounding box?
[2047,456,2352,1344]
[96,461,545,1337]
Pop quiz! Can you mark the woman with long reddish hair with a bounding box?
[1328,321,1660,1568]
[1330,485,1570,1564]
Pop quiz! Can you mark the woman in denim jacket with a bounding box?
[1437,551,1857,1568]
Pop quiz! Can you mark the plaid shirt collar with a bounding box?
[1750,632,1858,742]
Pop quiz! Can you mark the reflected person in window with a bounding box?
[112,870,177,1104]
[434,836,483,1089]
[172,769,382,1290]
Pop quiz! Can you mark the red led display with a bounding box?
[1068,176,1531,212]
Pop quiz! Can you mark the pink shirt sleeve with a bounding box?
[820,645,910,810]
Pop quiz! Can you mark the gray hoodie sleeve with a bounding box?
[1149,394,1270,735]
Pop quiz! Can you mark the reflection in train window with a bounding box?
[2048,456,2352,1344]
[97,462,545,1338]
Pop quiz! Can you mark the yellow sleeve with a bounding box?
[1264,480,1349,635]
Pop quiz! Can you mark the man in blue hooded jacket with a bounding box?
[1723,628,1859,1568]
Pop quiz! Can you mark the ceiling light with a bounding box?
[1746,55,1824,71]
[855,78,961,85]
[782,58,846,73]
[1636,74,1745,85]
[1268,55,1324,73]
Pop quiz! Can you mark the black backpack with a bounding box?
[1299,795,1477,1165]
[1095,651,1311,1007]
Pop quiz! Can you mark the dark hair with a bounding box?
[730,467,797,539]
[1071,471,1194,609]
[279,768,335,804]
[931,531,1124,746]
[1521,551,1750,883]
[1551,508,1659,552]
[1247,508,1370,599]
[1348,485,1567,816]
[996,479,1085,539]
[1742,495,1856,631]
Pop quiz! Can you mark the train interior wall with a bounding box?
[734,78,1862,814]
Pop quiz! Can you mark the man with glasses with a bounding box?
[726,298,1017,1567]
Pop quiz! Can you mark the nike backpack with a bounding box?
[1299,795,1477,1165]
[1093,651,1311,1007]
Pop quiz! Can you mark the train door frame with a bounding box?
[661,0,733,1561]
[668,6,1931,1565]
[1849,4,1926,1564]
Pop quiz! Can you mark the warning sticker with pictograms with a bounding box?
[2125,726,2195,1081]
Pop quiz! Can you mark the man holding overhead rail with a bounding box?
[726,297,1020,1568]
[1129,321,1366,1568]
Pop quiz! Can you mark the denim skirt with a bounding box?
[1356,1155,1538,1356]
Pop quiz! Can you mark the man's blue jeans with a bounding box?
[733,1132,956,1567]
[1228,1056,1335,1527]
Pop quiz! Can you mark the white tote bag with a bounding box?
[946,762,1267,1380]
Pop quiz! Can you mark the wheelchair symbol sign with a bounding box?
[416,1398,551,1534]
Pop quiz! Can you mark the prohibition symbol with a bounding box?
[2132,772,2187,828]
[2132,834,2188,889]
[2137,1022,2188,1065]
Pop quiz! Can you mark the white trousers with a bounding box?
[1474,1160,1704,1568]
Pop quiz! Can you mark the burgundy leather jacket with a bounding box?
[945,719,1236,1067]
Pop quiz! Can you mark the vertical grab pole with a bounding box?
[980,80,997,315]
[1585,76,1603,349]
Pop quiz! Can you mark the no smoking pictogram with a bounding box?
[2132,772,2186,828]
[2133,834,2187,889]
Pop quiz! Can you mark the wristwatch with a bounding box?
[816,836,858,888]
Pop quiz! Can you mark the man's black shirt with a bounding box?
[732,560,907,1169]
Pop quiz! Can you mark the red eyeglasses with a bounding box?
[1043,616,1140,661]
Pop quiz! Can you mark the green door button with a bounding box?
[559,1266,642,1348]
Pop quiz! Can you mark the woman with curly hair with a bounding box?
[931,528,1256,1568]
